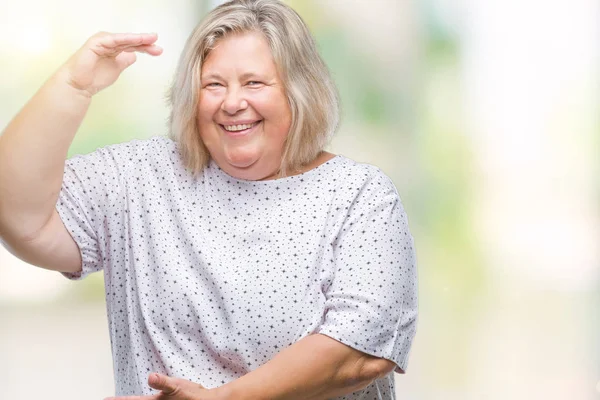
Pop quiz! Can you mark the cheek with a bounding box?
[274,102,292,134]
[198,95,220,122]
[254,94,291,126]
[197,103,219,144]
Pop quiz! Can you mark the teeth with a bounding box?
[224,123,256,132]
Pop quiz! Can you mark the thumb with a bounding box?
[148,373,180,395]
[115,51,137,72]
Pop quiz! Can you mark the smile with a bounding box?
[219,120,262,136]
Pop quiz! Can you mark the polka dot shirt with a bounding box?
[54,135,418,399]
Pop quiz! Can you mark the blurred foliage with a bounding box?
[57,274,107,304]
[413,0,487,389]
[315,28,397,128]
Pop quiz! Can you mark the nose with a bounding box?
[220,86,248,115]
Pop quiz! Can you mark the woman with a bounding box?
[0,0,418,399]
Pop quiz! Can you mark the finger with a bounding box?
[93,33,158,57]
[92,39,160,59]
[148,373,180,395]
[99,32,158,49]
[122,44,163,56]
[168,376,206,390]
[114,51,137,71]
[96,33,142,51]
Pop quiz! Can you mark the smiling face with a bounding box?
[197,31,292,181]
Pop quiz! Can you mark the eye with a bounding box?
[247,81,263,86]
[206,82,222,88]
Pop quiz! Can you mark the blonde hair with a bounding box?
[166,0,340,178]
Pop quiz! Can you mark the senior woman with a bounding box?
[0,0,417,399]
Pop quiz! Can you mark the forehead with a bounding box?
[201,31,278,77]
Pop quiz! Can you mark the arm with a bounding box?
[0,33,162,277]
[0,67,92,241]
[108,334,396,400]
[0,32,161,243]
[214,333,395,400]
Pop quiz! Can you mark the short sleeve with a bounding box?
[55,142,129,280]
[316,170,418,374]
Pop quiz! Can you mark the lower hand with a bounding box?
[104,373,222,400]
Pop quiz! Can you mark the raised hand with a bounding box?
[61,31,163,97]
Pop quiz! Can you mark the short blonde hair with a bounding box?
[166,0,340,179]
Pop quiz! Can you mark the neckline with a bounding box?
[208,155,341,185]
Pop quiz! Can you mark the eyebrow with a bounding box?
[201,72,224,81]
[201,72,267,81]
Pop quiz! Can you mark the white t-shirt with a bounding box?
[53,135,418,399]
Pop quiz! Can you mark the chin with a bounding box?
[222,148,262,169]
[223,154,281,181]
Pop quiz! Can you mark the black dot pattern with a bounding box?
[52,135,418,399]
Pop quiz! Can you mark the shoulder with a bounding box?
[66,135,171,164]
[63,135,177,183]
[116,135,176,166]
[128,135,176,163]
[334,155,399,199]
[114,134,174,160]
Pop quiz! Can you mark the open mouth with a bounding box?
[219,120,262,136]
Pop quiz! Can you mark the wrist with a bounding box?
[52,66,94,100]
[210,383,236,400]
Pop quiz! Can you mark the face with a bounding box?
[197,31,292,181]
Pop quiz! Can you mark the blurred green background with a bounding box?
[0,0,598,399]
